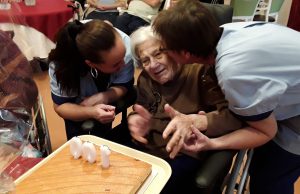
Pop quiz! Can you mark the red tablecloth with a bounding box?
[0,0,73,41]
[288,0,300,32]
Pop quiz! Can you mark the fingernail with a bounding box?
[166,147,170,152]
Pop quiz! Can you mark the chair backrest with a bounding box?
[230,0,260,21]
[269,0,284,14]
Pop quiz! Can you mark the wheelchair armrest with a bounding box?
[195,150,237,194]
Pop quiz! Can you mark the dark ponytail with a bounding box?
[49,20,87,95]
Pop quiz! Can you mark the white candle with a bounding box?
[82,141,97,164]
[69,137,83,159]
[100,145,111,168]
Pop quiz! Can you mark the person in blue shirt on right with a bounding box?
[151,0,300,193]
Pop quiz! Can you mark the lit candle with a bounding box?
[100,145,111,168]
[82,141,97,164]
[69,137,82,159]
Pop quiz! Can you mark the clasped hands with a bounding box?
[128,103,211,158]
[80,93,115,124]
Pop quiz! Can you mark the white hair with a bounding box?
[130,25,161,67]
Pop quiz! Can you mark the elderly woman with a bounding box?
[128,26,243,194]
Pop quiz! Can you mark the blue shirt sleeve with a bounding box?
[49,62,78,105]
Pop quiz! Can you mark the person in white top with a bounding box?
[85,0,127,24]
[114,0,163,35]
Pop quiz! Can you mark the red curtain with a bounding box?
[287,0,300,31]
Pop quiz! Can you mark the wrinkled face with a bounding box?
[138,39,179,84]
[97,33,126,73]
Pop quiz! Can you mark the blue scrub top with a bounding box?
[216,22,300,155]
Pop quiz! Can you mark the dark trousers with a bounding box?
[161,155,201,194]
[114,13,149,35]
[85,11,119,25]
[249,140,300,194]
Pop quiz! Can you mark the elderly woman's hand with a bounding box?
[128,104,152,144]
[162,104,208,158]
[183,125,212,152]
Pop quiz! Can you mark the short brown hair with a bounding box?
[152,0,220,58]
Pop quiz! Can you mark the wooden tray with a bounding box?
[15,135,172,194]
